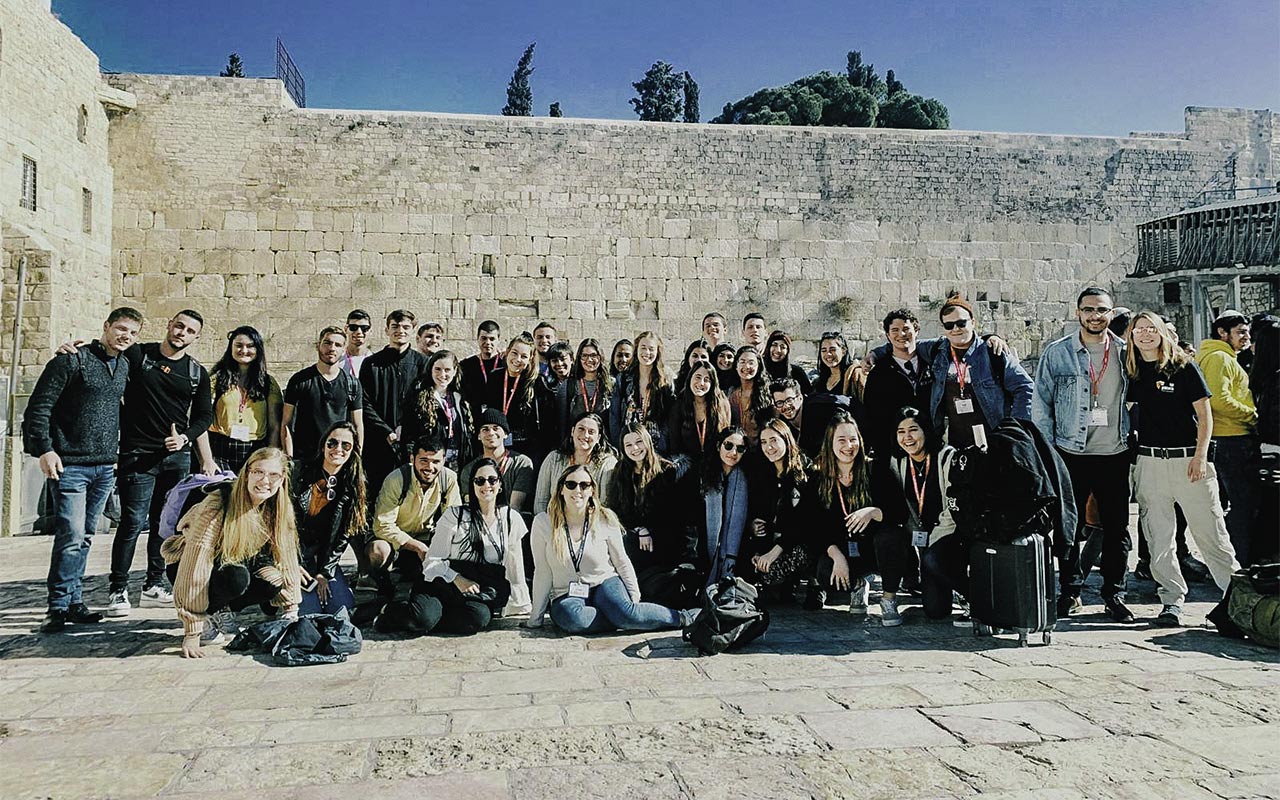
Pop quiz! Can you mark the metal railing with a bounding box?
[1189,184,1280,208]
[276,38,306,108]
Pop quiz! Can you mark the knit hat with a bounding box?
[477,408,510,433]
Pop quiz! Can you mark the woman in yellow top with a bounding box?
[197,326,283,472]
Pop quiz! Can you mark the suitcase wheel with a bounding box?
[974,623,993,637]
[1018,632,1028,647]
[1042,631,1052,645]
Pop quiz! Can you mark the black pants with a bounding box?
[921,535,969,619]
[1058,451,1131,599]
[112,450,190,592]
[376,578,492,636]
[166,562,278,614]
[1214,435,1259,565]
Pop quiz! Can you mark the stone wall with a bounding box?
[0,0,118,388]
[104,71,1273,368]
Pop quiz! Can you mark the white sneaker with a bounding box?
[140,585,174,607]
[105,590,131,618]
[209,609,240,637]
[849,578,869,614]
[880,597,903,627]
[199,619,225,645]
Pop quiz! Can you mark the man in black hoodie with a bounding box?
[25,307,143,632]
[359,309,428,497]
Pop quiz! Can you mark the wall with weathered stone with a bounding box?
[0,0,118,387]
[104,71,1272,367]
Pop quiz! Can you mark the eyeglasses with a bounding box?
[563,479,594,491]
[473,475,501,486]
[346,323,371,333]
[941,319,971,330]
[722,441,748,454]
[580,353,601,362]
[248,468,285,484]
[322,474,338,500]
[1079,306,1113,315]
[325,438,354,452]
[773,395,799,409]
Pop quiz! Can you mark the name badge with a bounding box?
[954,398,975,415]
[567,581,590,599]
[846,540,860,559]
[229,423,252,442]
[1088,407,1109,427]
[972,425,988,450]
[1159,383,1176,394]
[911,530,930,548]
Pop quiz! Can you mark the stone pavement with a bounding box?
[0,531,1277,800]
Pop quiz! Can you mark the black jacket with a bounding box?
[609,464,696,567]
[292,462,362,580]
[23,341,129,465]
[863,356,933,458]
[359,346,427,468]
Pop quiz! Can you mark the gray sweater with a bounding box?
[24,341,129,465]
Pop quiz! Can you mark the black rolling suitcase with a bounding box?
[969,533,1056,646]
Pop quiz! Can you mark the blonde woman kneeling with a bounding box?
[527,464,694,633]
[163,447,301,658]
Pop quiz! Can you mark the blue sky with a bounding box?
[54,0,1279,136]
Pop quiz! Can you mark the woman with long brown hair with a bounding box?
[565,338,614,432]
[164,447,301,658]
[481,332,539,453]
[293,421,366,616]
[401,349,475,472]
[728,345,774,444]
[666,361,731,465]
[610,331,676,452]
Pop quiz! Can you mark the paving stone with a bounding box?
[165,772,512,800]
[510,762,686,800]
[1196,667,1280,688]
[1195,773,1280,800]
[561,700,633,726]
[450,703,565,733]
[909,678,1068,706]
[19,687,208,718]
[459,665,600,696]
[928,743,1051,792]
[923,700,1104,744]
[677,755,822,800]
[802,708,960,749]
[797,748,976,799]
[259,714,449,744]
[175,741,371,792]
[1070,691,1265,736]
[626,696,728,723]
[372,727,621,776]
[0,752,189,798]
[824,684,935,710]
[722,688,847,715]
[1011,734,1230,786]
[612,715,826,761]
[1160,723,1280,773]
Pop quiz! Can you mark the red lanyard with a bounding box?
[949,346,969,396]
[1086,336,1111,401]
[908,455,930,516]
[838,479,851,518]
[236,383,249,414]
[501,372,520,415]
[579,378,599,411]
[438,392,455,432]
[479,356,499,383]
[495,453,511,476]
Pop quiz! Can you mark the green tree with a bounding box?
[845,50,884,99]
[791,72,877,126]
[549,102,562,117]
[219,53,244,78]
[877,92,950,129]
[713,85,824,126]
[682,71,700,123]
[502,43,536,117]
[885,69,904,98]
[630,61,684,121]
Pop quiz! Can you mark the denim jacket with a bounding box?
[1031,330,1131,454]
[917,336,1034,434]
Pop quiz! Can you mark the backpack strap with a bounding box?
[395,463,415,506]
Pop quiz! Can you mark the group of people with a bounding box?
[23,287,1277,656]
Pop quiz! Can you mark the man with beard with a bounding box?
[359,310,428,493]
[106,310,216,616]
[282,326,365,461]
[368,432,461,594]
[1034,287,1135,623]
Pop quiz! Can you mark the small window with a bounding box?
[82,188,93,232]
[20,156,36,211]
[77,105,88,143]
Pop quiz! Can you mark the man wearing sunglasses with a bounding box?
[342,309,374,379]
[1033,288,1136,623]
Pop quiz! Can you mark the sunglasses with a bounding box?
[322,474,338,501]
[325,438,354,452]
[722,441,748,454]
[472,475,501,486]
[941,319,971,330]
[346,323,371,333]
[563,479,594,491]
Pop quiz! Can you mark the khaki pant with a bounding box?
[1134,455,1239,606]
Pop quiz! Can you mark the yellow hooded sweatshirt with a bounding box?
[1196,339,1257,437]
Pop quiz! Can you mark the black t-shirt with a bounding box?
[120,343,213,455]
[284,366,364,461]
[1127,359,1211,448]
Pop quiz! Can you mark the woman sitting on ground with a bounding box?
[293,421,365,616]
[527,464,693,633]
[744,419,818,605]
[533,412,618,515]
[164,447,300,658]
[375,458,530,635]
[609,422,700,605]
[875,407,967,626]
[700,426,751,584]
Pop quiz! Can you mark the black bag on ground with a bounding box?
[637,563,704,609]
[968,533,1056,645]
[227,607,363,666]
[432,559,511,613]
[683,576,769,655]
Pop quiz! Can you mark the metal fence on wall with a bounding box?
[276,38,306,108]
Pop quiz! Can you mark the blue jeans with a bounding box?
[298,568,357,616]
[549,575,680,634]
[111,450,190,592]
[46,463,116,611]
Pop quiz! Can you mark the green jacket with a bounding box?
[1196,339,1256,437]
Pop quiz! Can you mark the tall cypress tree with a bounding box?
[682,72,700,123]
[502,43,536,116]
[220,53,245,77]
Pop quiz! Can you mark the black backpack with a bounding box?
[683,576,770,655]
